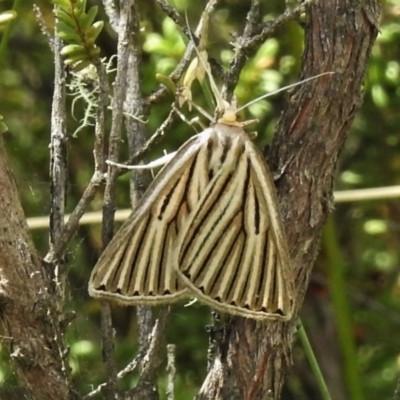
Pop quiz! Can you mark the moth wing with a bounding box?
[89,130,215,305]
[175,130,294,320]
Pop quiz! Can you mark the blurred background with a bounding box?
[0,0,399,399]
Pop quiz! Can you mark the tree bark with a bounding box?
[0,134,75,400]
[198,1,381,399]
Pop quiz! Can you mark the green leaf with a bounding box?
[56,19,84,44]
[72,1,85,17]
[64,52,90,64]
[71,59,92,72]
[51,0,72,9]
[0,115,7,134]
[85,21,104,43]
[55,9,76,29]
[156,73,176,93]
[80,6,98,29]
[61,44,86,56]
[0,11,17,25]
[57,29,82,43]
[88,46,100,58]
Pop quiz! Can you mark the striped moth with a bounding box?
[89,109,294,319]
[88,38,330,319]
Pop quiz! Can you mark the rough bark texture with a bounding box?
[198,1,381,399]
[0,135,75,400]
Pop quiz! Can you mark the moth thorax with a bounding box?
[219,104,238,125]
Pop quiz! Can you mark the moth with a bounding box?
[88,50,330,320]
[89,107,295,320]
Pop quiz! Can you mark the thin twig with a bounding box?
[154,0,192,39]
[47,24,76,395]
[166,344,176,400]
[222,0,313,99]
[146,0,222,105]
[100,301,119,400]
[98,0,134,398]
[44,171,104,261]
[125,309,170,398]
[83,352,143,399]
[33,4,54,51]
[243,0,313,53]
[85,311,169,399]
[124,106,178,167]
[334,185,400,202]
[118,354,143,379]
[123,1,161,394]
[222,0,261,99]
[48,39,67,265]
[29,185,400,230]
[47,28,68,331]
[393,375,400,400]
[93,60,110,174]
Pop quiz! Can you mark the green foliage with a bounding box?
[0,10,16,26]
[52,0,103,70]
[0,1,19,133]
[0,114,7,133]
[1,0,400,399]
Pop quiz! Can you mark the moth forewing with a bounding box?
[89,132,217,305]
[248,144,294,318]
[173,123,294,320]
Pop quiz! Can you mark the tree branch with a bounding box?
[98,0,135,397]
[0,140,74,400]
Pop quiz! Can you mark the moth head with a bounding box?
[218,102,238,124]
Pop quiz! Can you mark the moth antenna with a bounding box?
[236,72,335,113]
